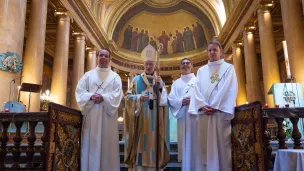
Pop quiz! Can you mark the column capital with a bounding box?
[232,40,243,48]
[244,25,256,33]
[258,2,274,15]
[72,32,86,40]
[86,46,97,52]
[54,10,73,22]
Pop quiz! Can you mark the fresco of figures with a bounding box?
[121,22,207,55]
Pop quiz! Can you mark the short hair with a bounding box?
[208,40,223,50]
[180,58,192,64]
[97,48,111,58]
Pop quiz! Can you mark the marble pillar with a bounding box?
[258,7,281,107]
[85,48,97,72]
[243,29,264,103]
[0,0,27,107]
[50,12,71,105]
[20,0,48,112]
[280,0,304,94]
[232,43,247,105]
[71,33,86,109]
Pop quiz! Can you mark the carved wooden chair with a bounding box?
[232,101,264,171]
[45,102,82,171]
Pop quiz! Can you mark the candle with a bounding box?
[264,104,269,108]
[118,117,124,122]
[275,104,279,108]
[285,104,289,108]
[282,41,292,79]
[4,108,9,112]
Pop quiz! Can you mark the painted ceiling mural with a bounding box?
[82,0,239,59]
[112,1,216,56]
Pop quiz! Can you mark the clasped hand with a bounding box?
[140,94,149,101]
[91,93,104,104]
[201,105,216,115]
[182,97,190,105]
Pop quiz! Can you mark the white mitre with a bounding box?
[141,44,157,61]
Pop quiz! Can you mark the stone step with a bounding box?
[120,151,178,163]
[120,163,182,171]
[119,141,178,152]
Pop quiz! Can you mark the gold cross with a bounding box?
[210,73,220,84]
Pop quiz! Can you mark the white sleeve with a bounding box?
[75,73,94,115]
[102,76,124,116]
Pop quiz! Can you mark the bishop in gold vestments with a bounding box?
[124,45,170,171]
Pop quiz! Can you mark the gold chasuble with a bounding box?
[124,73,170,169]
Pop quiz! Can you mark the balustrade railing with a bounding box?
[0,102,82,170]
[0,112,48,170]
[263,107,304,170]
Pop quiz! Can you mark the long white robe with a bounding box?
[76,67,123,171]
[168,73,205,170]
[188,59,238,171]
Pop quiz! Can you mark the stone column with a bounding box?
[280,0,304,94]
[257,6,281,107]
[50,12,71,105]
[243,29,263,103]
[302,0,304,15]
[20,0,48,112]
[71,33,86,109]
[232,43,247,105]
[0,0,27,106]
[113,67,119,73]
[85,48,97,72]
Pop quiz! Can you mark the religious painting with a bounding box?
[113,1,214,56]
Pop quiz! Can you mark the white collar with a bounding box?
[180,73,194,83]
[181,73,194,79]
[208,59,224,66]
[96,67,110,72]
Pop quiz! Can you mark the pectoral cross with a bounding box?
[94,82,104,93]
[210,73,220,84]
[185,84,194,94]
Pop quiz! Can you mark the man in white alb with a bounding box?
[75,49,123,171]
[168,58,204,171]
[189,40,238,171]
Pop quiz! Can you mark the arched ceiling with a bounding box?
[81,0,235,75]
[101,0,227,37]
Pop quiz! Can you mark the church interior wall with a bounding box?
[1,0,302,110]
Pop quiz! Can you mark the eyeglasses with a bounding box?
[181,62,191,65]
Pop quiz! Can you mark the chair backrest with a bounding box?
[232,101,264,171]
[45,102,82,171]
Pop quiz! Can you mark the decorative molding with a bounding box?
[217,0,260,53]
[143,0,182,8]
[110,56,207,75]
